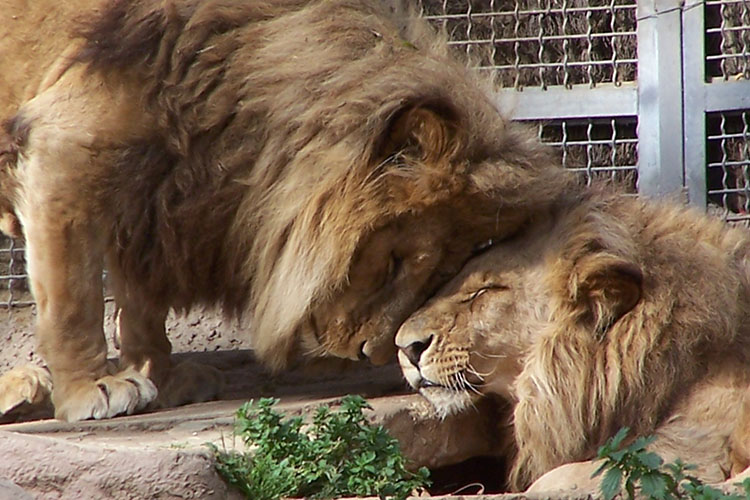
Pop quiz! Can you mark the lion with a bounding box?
[396,184,750,491]
[0,0,574,422]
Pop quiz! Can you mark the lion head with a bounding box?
[396,187,750,490]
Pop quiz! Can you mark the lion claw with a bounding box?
[0,364,53,418]
[155,361,225,408]
[54,369,157,422]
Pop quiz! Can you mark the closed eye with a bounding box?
[387,252,402,281]
[461,284,507,303]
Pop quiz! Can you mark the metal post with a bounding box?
[636,0,686,197]
[682,0,707,208]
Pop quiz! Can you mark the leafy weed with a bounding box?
[208,395,430,500]
[594,427,745,500]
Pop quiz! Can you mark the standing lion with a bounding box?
[397,184,750,491]
[0,0,574,421]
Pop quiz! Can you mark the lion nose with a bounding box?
[401,334,434,367]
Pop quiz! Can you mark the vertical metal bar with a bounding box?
[513,1,521,89]
[561,0,570,88]
[586,120,594,184]
[610,118,618,182]
[719,1,728,80]
[609,0,619,85]
[636,0,686,197]
[682,0,708,207]
[720,113,730,211]
[741,112,750,213]
[537,5,547,89]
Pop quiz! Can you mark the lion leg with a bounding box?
[20,214,156,422]
[730,385,750,476]
[0,364,52,417]
[21,221,157,421]
[110,273,225,409]
[14,103,157,421]
[155,360,225,408]
[116,305,226,408]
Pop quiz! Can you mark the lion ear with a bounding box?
[380,104,464,164]
[570,254,643,336]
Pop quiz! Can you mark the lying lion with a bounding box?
[397,184,750,491]
[0,0,574,421]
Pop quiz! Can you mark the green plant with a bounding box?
[593,427,745,500]
[207,395,430,500]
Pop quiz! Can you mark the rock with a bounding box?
[525,460,601,498]
[0,431,243,500]
[371,395,513,470]
[0,479,32,500]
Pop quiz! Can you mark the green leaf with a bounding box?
[592,460,611,478]
[599,427,630,459]
[638,451,664,470]
[625,480,636,500]
[640,472,668,500]
[609,449,628,462]
[611,427,630,448]
[601,466,623,500]
[630,435,657,453]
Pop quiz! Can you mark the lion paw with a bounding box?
[0,364,53,418]
[54,368,157,422]
[155,361,225,408]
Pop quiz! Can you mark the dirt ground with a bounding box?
[0,302,252,374]
[0,304,426,412]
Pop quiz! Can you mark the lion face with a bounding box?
[303,205,513,365]
[395,226,553,417]
[395,210,644,419]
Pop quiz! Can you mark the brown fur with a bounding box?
[397,184,750,490]
[0,0,573,421]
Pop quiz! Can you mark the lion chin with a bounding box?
[397,183,750,492]
[0,0,574,421]
[418,387,477,419]
[399,351,478,418]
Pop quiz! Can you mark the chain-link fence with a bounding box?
[419,0,638,88]
[0,0,749,308]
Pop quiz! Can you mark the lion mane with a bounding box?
[0,0,573,421]
[397,184,750,490]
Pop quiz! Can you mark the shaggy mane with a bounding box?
[509,191,750,489]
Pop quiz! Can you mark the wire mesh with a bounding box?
[0,237,31,308]
[535,116,638,189]
[705,0,750,81]
[417,0,638,88]
[706,110,750,224]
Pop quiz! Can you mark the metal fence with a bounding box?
[0,0,749,308]
[421,0,750,212]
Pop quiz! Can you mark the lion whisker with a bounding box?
[474,351,507,360]
[303,342,328,358]
[455,371,483,396]
[364,154,398,184]
[465,365,488,381]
